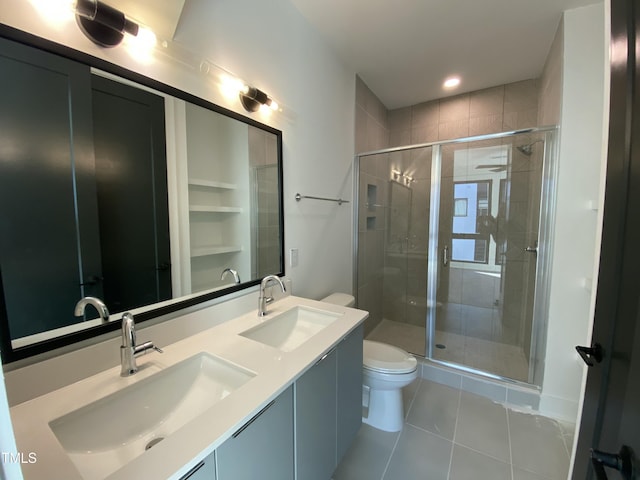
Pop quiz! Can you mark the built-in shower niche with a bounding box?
[366,183,377,230]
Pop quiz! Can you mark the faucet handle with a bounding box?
[134,341,164,356]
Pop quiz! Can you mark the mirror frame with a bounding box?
[0,24,285,364]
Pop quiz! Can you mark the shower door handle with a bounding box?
[524,241,538,255]
[442,246,449,267]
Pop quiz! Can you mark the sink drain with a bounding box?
[145,437,164,450]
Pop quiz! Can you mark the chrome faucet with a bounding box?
[74,296,109,323]
[258,275,286,317]
[120,312,163,377]
[221,268,241,284]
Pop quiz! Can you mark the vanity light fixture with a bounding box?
[74,0,156,49]
[239,85,279,113]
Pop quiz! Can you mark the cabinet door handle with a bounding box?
[315,347,336,365]
[179,460,205,480]
[232,400,275,438]
[442,245,449,267]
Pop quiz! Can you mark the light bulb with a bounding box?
[134,25,157,49]
[123,24,156,63]
[259,103,272,114]
[220,75,249,101]
[29,0,76,27]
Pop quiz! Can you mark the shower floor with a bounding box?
[367,319,529,382]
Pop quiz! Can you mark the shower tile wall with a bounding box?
[387,80,540,334]
[356,77,545,381]
[355,76,390,335]
[387,79,540,147]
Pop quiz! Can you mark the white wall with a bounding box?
[0,0,355,402]
[173,0,356,300]
[0,0,355,300]
[540,3,607,421]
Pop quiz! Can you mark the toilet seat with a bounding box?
[363,340,417,374]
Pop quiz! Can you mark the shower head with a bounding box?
[516,139,544,156]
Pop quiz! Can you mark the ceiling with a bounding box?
[288,0,603,109]
[118,0,602,110]
[108,0,186,41]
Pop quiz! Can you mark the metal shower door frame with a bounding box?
[354,126,558,388]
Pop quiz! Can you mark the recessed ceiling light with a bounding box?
[443,76,461,89]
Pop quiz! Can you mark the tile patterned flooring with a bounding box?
[334,378,574,480]
[367,319,530,382]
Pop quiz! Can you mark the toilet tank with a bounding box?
[321,293,355,307]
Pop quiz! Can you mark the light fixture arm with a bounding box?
[239,86,279,112]
[240,86,269,112]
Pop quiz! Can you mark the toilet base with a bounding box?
[363,388,404,432]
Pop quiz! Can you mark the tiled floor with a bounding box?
[367,319,530,382]
[334,378,574,480]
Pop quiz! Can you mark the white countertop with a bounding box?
[9,295,368,480]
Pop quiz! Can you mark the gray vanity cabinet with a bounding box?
[216,385,294,480]
[295,348,338,480]
[337,324,364,462]
[295,324,364,480]
[179,452,217,480]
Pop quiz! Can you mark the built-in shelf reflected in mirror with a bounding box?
[0,30,284,362]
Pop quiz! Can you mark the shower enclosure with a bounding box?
[355,128,557,386]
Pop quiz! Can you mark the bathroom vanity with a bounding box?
[9,295,366,480]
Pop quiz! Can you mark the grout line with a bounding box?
[558,422,574,459]
[404,377,422,419]
[404,421,458,445]
[380,426,403,480]
[453,442,515,466]
[506,407,515,480]
[446,386,463,479]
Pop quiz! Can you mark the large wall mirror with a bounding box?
[0,26,284,363]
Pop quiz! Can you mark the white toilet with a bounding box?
[321,293,418,432]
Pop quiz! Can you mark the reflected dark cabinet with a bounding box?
[0,37,101,339]
[0,37,170,343]
[90,75,171,312]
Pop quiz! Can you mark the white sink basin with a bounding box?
[49,352,255,479]
[240,306,343,352]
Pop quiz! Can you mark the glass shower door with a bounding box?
[430,133,545,383]
[359,146,432,357]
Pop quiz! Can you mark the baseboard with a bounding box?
[419,358,542,412]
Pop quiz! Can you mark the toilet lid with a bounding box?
[363,340,417,374]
